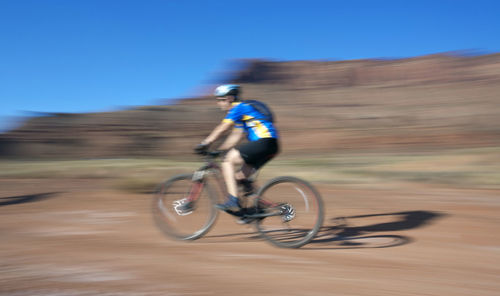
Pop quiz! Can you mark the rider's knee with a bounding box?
[224,149,241,164]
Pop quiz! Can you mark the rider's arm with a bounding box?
[201,120,234,145]
[218,127,244,150]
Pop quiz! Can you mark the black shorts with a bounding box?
[237,138,279,169]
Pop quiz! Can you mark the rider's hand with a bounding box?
[194,143,209,155]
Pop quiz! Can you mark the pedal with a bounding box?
[224,208,245,217]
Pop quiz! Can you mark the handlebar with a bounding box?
[197,150,225,159]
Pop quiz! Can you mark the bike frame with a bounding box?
[186,159,227,203]
[186,157,275,209]
[154,155,324,247]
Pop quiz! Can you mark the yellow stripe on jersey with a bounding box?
[254,120,272,138]
[224,118,243,129]
[243,115,254,121]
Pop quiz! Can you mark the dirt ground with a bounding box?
[1,178,499,296]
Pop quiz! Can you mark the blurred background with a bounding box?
[2,54,499,189]
[1,1,500,295]
[1,0,499,189]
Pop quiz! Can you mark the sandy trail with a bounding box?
[1,179,499,295]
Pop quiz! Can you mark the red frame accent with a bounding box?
[187,182,203,202]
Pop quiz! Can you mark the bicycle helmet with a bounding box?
[214,84,240,97]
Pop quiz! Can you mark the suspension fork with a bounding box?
[187,170,206,202]
[186,181,203,202]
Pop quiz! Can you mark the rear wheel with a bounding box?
[153,174,218,240]
[254,176,324,248]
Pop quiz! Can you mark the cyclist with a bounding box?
[195,84,279,218]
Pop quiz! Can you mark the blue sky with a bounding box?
[1,0,499,131]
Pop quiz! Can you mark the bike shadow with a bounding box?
[0,192,59,207]
[307,210,445,249]
[203,210,445,249]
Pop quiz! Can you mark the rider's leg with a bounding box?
[235,164,255,181]
[235,164,256,195]
[218,139,278,212]
[221,148,244,197]
[216,148,245,211]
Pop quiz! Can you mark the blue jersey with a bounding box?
[223,102,279,141]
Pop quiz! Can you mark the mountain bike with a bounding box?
[152,152,324,248]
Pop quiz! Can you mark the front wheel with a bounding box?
[254,176,324,248]
[152,173,218,240]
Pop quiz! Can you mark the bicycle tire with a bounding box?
[254,176,324,248]
[152,173,218,240]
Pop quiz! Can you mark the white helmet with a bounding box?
[214,84,240,97]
